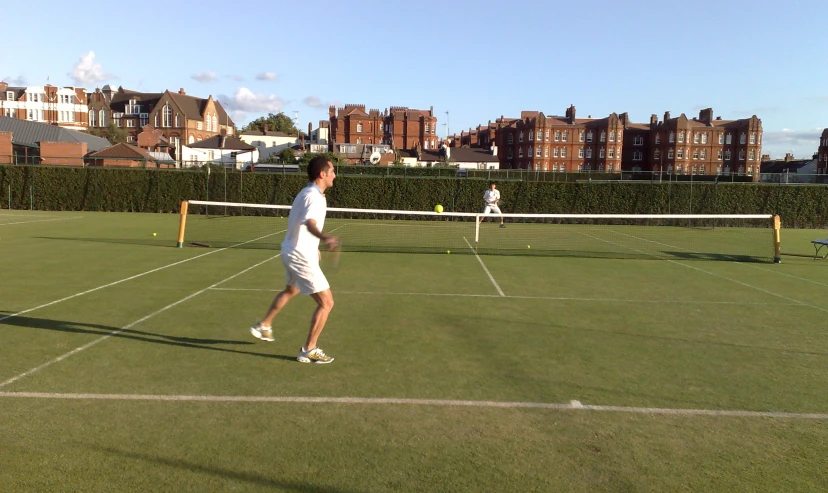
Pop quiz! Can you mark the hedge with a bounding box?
[1,165,826,228]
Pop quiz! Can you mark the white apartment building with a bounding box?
[0,82,89,131]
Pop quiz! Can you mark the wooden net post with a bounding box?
[176,200,189,248]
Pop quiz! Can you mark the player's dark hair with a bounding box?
[308,156,331,181]
[489,181,497,187]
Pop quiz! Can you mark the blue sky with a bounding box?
[2,0,825,158]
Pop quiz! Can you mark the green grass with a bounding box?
[1,209,827,492]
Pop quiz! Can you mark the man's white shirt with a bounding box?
[281,183,326,262]
[484,189,500,205]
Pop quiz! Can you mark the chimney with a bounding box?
[566,104,576,124]
[308,122,312,138]
[178,88,186,95]
[785,153,794,162]
[0,81,7,92]
[650,114,658,126]
[699,108,714,124]
[664,111,671,121]
[619,112,628,126]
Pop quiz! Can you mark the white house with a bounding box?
[239,130,299,160]
[417,145,500,169]
[182,134,259,169]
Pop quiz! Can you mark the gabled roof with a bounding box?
[0,116,110,151]
[89,142,153,159]
[760,159,814,173]
[186,135,255,150]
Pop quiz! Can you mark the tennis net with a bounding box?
[177,200,781,262]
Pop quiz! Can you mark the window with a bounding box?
[553,147,559,157]
[140,113,148,126]
[579,131,585,142]
[738,165,745,174]
[654,149,661,160]
[608,148,615,158]
[357,137,362,144]
[6,91,13,101]
[518,147,523,158]
[739,150,745,160]
[99,109,106,127]
[528,130,533,141]
[578,164,583,172]
[507,149,513,159]
[749,133,756,144]
[175,114,180,127]
[633,151,642,161]
[561,131,568,142]
[608,164,613,172]
[519,132,524,142]
[667,165,674,174]
[528,146,533,157]
[669,132,675,143]
[536,147,541,157]
[545,130,549,140]
[585,163,592,171]
[585,148,592,158]
[154,114,159,127]
[189,135,195,144]
[633,136,644,146]
[609,131,615,142]
[717,150,723,160]
[162,104,173,128]
[30,92,39,102]
[677,148,684,159]
[587,131,593,143]
[127,119,135,127]
[554,131,560,141]
[599,148,605,158]
[677,164,683,174]
[655,134,661,144]
[357,123,363,132]
[88,110,97,127]
[544,146,549,157]
[598,131,604,142]
[701,149,707,159]
[726,134,732,145]
[740,133,746,144]
[701,133,707,144]
[126,99,140,115]
[578,148,584,158]
[749,150,756,161]
[668,148,674,159]
[693,149,699,160]
[113,112,122,127]
[699,165,706,175]
[725,150,731,160]
[561,147,567,157]
[196,121,203,130]
[552,164,558,172]
[678,131,685,143]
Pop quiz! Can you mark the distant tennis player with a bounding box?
[249,156,339,364]
[478,181,505,227]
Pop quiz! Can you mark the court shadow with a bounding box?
[0,312,297,362]
[36,236,177,248]
[87,445,360,493]
[661,250,767,263]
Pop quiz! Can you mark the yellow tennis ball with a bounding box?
[153,232,157,237]
[434,204,444,213]
[527,245,530,249]
[446,250,450,254]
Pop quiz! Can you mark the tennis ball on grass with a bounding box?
[446,250,450,254]
[527,245,530,249]
[434,204,444,213]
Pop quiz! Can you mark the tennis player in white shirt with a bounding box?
[478,182,505,228]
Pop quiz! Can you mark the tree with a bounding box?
[241,112,301,135]
[298,152,347,166]
[87,123,128,144]
[278,148,296,164]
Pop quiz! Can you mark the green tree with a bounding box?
[86,123,128,144]
[278,148,296,164]
[298,152,347,166]
[241,112,301,135]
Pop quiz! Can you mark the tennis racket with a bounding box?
[324,238,342,271]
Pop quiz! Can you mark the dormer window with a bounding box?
[6,91,14,101]
[126,99,140,115]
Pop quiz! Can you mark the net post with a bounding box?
[474,215,480,243]
[176,200,189,248]
[772,215,781,263]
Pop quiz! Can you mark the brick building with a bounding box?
[624,108,764,180]
[0,81,88,130]
[87,85,234,160]
[818,129,828,175]
[329,104,438,150]
[493,105,625,172]
[0,116,109,164]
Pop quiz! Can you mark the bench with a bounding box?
[811,238,828,259]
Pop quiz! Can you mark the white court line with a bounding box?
[0,253,282,389]
[600,231,828,313]
[581,230,828,315]
[0,392,825,420]
[0,229,286,325]
[208,287,801,306]
[463,236,505,297]
[0,216,83,226]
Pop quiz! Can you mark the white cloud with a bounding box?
[2,75,27,86]
[303,95,322,107]
[255,72,278,81]
[761,128,823,158]
[68,51,114,86]
[191,72,217,83]
[218,87,285,120]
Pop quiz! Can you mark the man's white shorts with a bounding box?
[282,253,330,295]
[482,204,502,214]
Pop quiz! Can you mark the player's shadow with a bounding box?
[0,312,296,362]
[36,236,177,248]
[86,445,361,493]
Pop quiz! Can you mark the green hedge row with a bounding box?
[1,165,826,227]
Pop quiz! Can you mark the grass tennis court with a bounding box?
[2,209,827,492]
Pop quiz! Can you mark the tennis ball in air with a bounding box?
[434,204,444,213]
[527,245,530,249]
[153,232,157,237]
[446,250,450,254]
